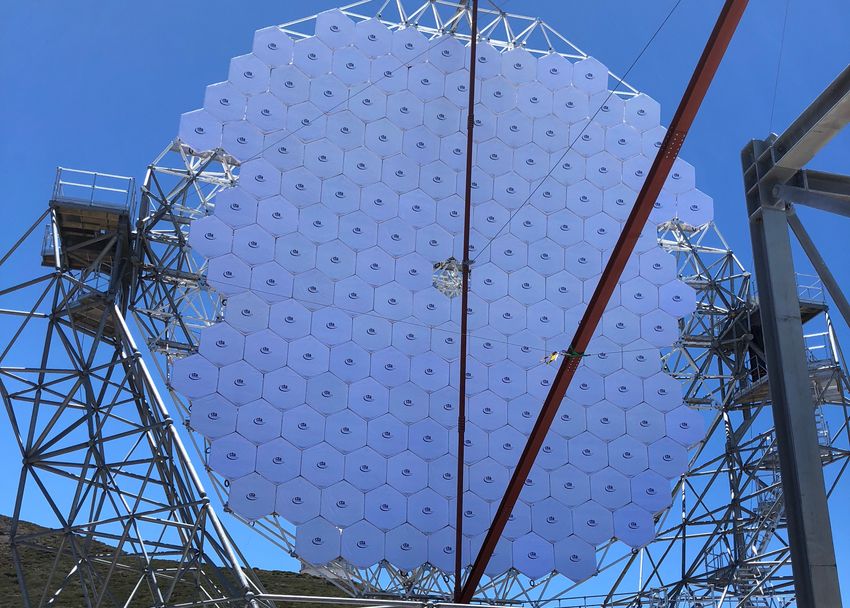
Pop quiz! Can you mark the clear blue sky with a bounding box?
[1,0,849,600]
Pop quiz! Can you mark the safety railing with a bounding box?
[51,167,136,218]
[796,272,825,304]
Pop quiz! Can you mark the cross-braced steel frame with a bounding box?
[133,140,850,608]
[3,3,850,607]
[0,170,266,607]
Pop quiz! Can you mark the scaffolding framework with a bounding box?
[0,169,263,607]
[2,4,850,608]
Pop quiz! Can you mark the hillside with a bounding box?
[0,515,350,608]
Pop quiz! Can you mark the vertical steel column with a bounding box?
[454,0,479,601]
[742,138,843,608]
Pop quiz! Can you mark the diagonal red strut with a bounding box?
[457,0,749,601]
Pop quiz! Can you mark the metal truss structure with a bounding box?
[280,0,641,96]
[0,168,263,607]
[2,3,849,608]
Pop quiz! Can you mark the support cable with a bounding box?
[457,0,749,600]
[470,0,684,264]
[232,35,455,167]
[454,0,479,599]
[768,0,791,133]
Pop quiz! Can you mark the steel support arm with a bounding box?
[786,208,850,338]
[457,0,749,600]
[775,169,850,217]
[743,64,850,196]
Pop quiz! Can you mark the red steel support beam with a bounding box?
[454,0,479,601]
[457,0,748,601]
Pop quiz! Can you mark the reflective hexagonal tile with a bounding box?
[531,497,573,542]
[550,400,587,439]
[179,109,223,153]
[387,450,428,495]
[569,432,608,474]
[286,336,330,378]
[198,322,245,367]
[572,500,614,545]
[367,414,408,457]
[550,151,587,190]
[625,403,667,445]
[314,9,355,48]
[354,18,392,58]
[449,422,489,465]
[550,464,591,507]
[250,261,293,303]
[256,438,301,483]
[648,437,689,480]
[341,520,384,568]
[386,91,425,131]
[554,535,597,583]
[349,377,390,420]
[385,523,427,570]
[608,435,649,477]
[277,477,321,524]
[665,405,705,448]
[631,469,672,514]
[604,371,644,410]
[301,442,345,488]
[243,330,287,373]
[457,493,492,537]
[512,532,555,579]
[237,399,282,444]
[321,480,364,526]
[282,405,326,449]
[332,46,370,86]
[407,488,449,533]
[625,93,661,131]
[468,458,510,502]
[602,305,641,345]
[305,372,348,415]
[190,395,238,439]
[189,215,233,259]
[292,37,333,78]
[428,387,458,430]
[643,372,683,412]
[328,341,371,383]
[590,467,631,510]
[262,367,307,411]
[228,473,275,520]
[345,446,387,491]
[325,409,368,453]
[209,433,257,479]
[270,63,310,105]
[217,361,263,405]
[676,187,713,227]
[365,484,407,531]
[613,504,655,548]
[344,147,383,186]
[295,516,341,564]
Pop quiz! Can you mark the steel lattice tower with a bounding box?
[1,2,848,607]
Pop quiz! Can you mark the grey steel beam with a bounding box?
[775,169,850,217]
[743,64,850,204]
[742,138,844,608]
[786,208,850,332]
